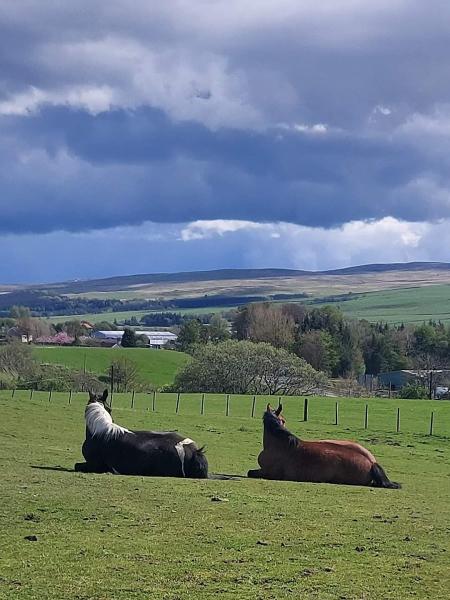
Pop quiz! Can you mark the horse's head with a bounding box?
[88,389,111,414]
[265,403,286,427]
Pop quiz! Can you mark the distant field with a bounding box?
[320,284,450,324]
[33,346,189,387]
[45,305,231,324]
[1,393,449,599]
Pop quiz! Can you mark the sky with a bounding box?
[1,1,450,283]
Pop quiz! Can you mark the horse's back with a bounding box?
[318,439,376,464]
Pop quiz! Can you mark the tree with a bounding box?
[233,303,296,349]
[172,340,326,395]
[0,342,36,380]
[208,314,230,343]
[121,327,137,348]
[176,319,208,352]
[109,357,141,392]
[294,330,339,375]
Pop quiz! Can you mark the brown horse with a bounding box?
[247,404,401,488]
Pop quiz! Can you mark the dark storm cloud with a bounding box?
[0,104,449,235]
[1,1,450,236]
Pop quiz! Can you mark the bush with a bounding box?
[399,382,429,399]
[0,372,18,390]
[172,340,326,395]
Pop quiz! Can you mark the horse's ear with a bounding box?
[102,389,109,402]
[266,403,272,412]
[88,390,95,401]
[275,404,283,416]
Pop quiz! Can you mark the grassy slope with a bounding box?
[45,305,231,324]
[316,284,450,324]
[1,393,449,599]
[33,346,189,387]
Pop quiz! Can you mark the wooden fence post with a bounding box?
[131,390,135,408]
[109,365,114,407]
[429,411,434,436]
[335,401,339,426]
[152,390,156,412]
[11,389,15,399]
[226,394,230,416]
[30,389,33,400]
[176,392,181,414]
[69,390,72,405]
[303,398,309,422]
[201,393,205,415]
[364,404,369,429]
[251,395,256,418]
[396,407,400,433]
[48,390,52,402]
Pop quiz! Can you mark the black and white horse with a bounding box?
[74,390,208,478]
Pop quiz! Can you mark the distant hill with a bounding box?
[24,262,450,294]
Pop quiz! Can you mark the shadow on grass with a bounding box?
[31,465,75,473]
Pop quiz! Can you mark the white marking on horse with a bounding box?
[174,438,195,477]
[85,402,133,440]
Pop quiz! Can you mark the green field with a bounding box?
[33,346,189,387]
[1,392,449,599]
[45,306,230,324]
[316,284,450,324]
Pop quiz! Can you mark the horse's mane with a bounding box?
[263,411,299,447]
[85,402,132,439]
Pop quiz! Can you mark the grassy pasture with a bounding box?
[320,284,450,324]
[32,346,189,387]
[1,392,449,599]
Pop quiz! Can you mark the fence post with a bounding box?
[396,407,400,433]
[11,389,15,399]
[335,401,339,426]
[303,398,309,422]
[48,390,52,402]
[109,365,114,407]
[69,390,72,405]
[30,389,33,400]
[364,404,369,429]
[176,392,181,414]
[131,390,135,409]
[251,395,256,418]
[201,393,205,415]
[429,411,434,436]
[152,390,156,412]
[226,394,230,416]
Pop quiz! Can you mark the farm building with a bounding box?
[378,369,450,397]
[92,330,177,348]
[6,326,33,343]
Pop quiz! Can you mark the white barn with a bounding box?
[93,330,177,348]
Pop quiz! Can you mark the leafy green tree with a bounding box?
[294,330,339,375]
[121,327,137,348]
[208,314,230,343]
[176,319,208,352]
[172,340,326,395]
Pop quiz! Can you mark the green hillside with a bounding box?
[318,284,450,324]
[32,346,189,387]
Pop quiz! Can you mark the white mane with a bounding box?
[85,402,132,439]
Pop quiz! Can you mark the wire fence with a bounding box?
[2,388,449,437]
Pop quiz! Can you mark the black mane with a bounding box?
[263,411,299,446]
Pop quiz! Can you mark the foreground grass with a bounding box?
[0,394,449,599]
[32,346,189,387]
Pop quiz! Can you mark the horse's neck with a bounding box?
[263,427,301,449]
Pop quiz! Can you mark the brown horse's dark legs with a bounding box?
[247,468,263,478]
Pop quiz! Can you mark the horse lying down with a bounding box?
[74,390,208,478]
[247,404,401,488]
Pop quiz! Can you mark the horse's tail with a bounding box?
[370,463,401,489]
[185,446,209,479]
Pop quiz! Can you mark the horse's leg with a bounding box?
[74,460,109,473]
[247,468,263,478]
